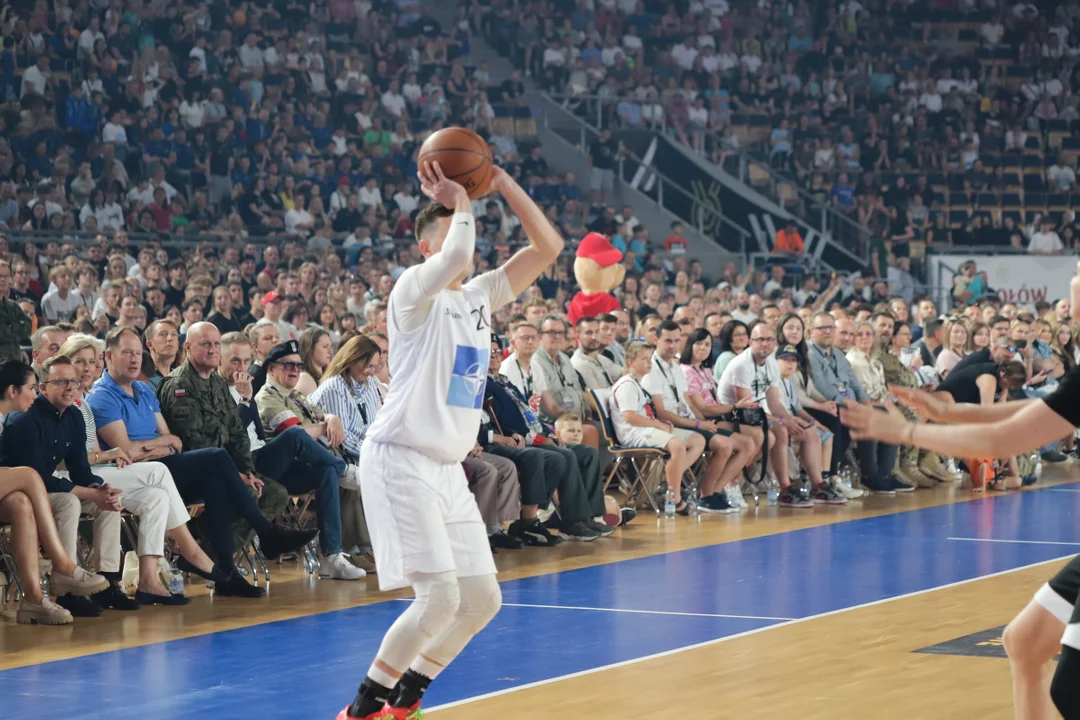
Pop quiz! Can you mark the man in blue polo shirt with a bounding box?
[88,327,317,598]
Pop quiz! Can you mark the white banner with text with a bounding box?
[929,253,1076,309]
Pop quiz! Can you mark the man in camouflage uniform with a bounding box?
[157,322,290,555]
[871,313,937,488]
[254,339,373,571]
[0,259,32,362]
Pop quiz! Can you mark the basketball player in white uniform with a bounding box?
[338,161,563,720]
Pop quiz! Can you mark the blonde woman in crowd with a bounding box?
[934,319,969,379]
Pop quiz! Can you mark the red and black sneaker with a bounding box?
[335,708,388,720]
[380,702,424,719]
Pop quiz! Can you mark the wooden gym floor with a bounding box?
[2,468,1078,719]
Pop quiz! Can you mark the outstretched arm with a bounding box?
[492,167,565,295]
[841,399,1073,461]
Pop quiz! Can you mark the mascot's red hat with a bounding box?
[576,232,623,268]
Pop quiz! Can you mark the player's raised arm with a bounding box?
[412,161,476,298]
[491,167,565,295]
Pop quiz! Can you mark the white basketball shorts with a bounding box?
[358,440,497,592]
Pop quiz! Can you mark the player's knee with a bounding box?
[414,575,461,639]
[1050,645,1080,717]
[459,574,502,633]
[1003,614,1049,667]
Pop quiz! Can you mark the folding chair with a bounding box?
[0,523,24,602]
[275,493,319,575]
[588,389,668,513]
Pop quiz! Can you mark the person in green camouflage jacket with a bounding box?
[874,314,958,486]
[872,314,938,488]
[157,324,289,551]
[0,260,32,362]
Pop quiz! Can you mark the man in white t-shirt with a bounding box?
[339,163,562,720]
[643,321,755,512]
[571,316,621,390]
[1048,158,1076,191]
[610,341,704,514]
[717,321,816,507]
[1029,219,1064,255]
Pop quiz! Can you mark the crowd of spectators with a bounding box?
[0,0,1076,628]
[487,0,1080,280]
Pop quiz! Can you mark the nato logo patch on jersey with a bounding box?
[448,345,487,409]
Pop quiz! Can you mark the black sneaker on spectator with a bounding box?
[560,521,601,541]
[698,493,736,514]
[213,568,266,598]
[508,518,564,547]
[889,475,917,493]
[585,519,616,537]
[259,527,320,560]
[1042,450,1068,463]
[93,582,140,610]
[57,594,103,617]
[619,508,637,526]
[811,483,848,505]
[863,479,896,495]
[489,529,526,550]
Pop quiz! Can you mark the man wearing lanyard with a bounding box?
[534,314,601,448]
[499,322,562,420]
[572,316,622,390]
[806,311,900,494]
[644,321,758,513]
[716,321,820,508]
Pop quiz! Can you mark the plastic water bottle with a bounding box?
[664,488,677,519]
[766,478,780,506]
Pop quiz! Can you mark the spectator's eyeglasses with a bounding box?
[41,379,83,389]
[813,325,836,332]
[540,330,566,338]
[750,337,776,344]
[272,361,305,371]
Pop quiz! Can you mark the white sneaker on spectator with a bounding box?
[725,485,748,509]
[319,552,366,580]
[338,464,362,491]
[831,476,865,499]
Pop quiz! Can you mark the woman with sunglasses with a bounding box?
[0,360,110,624]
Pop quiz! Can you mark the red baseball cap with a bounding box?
[263,290,283,304]
[575,232,622,267]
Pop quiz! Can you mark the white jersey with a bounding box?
[609,373,655,447]
[365,264,514,463]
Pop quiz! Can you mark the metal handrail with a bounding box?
[542,92,875,261]
[540,92,751,255]
[537,95,751,257]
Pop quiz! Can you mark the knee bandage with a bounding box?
[369,572,460,684]
[414,574,502,675]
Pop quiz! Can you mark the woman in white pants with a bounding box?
[60,335,224,605]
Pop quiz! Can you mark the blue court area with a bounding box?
[3,486,1079,719]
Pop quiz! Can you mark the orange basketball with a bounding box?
[418,127,494,199]
[233,10,246,26]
